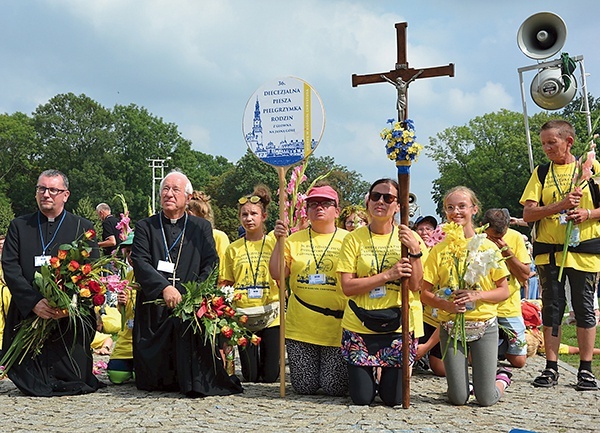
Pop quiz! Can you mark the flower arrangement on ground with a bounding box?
[0,230,123,379]
[148,267,261,353]
[380,118,423,173]
[437,222,507,357]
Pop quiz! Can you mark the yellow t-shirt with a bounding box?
[520,161,600,271]
[213,229,230,262]
[423,236,509,323]
[110,271,137,361]
[0,270,11,347]
[337,225,427,336]
[220,234,280,328]
[497,228,531,318]
[285,227,349,346]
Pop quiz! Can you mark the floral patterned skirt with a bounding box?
[340,329,417,367]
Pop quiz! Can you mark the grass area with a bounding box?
[560,324,600,377]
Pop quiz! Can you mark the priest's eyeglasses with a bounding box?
[35,186,67,196]
[238,195,261,205]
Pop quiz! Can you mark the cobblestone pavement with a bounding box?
[0,354,598,433]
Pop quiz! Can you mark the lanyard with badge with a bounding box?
[158,212,187,285]
[551,162,581,245]
[35,211,66,267]
[244,235,266,298]
[307,227,337,285]
[368,225,394,299]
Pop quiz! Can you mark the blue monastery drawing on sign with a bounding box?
[245,98,316,166]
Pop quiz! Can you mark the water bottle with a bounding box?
[435,287,453,300]
[569,226,581,247]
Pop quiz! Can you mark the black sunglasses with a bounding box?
[369,192,397,204]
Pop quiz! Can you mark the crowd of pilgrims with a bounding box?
[1,125,598,403]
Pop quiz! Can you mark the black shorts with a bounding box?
[538,265,597,329]
[419,321,442,359]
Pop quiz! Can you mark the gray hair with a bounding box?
[39,169,69,190]
[96,203,111,213]
[160,170,193,195]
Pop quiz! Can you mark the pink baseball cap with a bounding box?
[306,185,339,204]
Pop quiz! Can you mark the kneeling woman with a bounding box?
[421,186,510,407]
[220,185,280,383]
[337,178,427,406]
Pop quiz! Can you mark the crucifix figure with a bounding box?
[352,22,455,121]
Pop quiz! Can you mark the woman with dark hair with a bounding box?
[337,178,427,406]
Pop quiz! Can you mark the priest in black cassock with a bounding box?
[131,170,243,397]
[1,169,103,396]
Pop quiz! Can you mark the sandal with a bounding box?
[532,368,559,388]
[496,367,513,389]
[575,370,598,391]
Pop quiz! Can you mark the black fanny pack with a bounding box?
[348,300,401,333]
[294,294,344,319]
[532,237,600,258]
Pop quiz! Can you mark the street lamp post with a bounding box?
[147,158,170,214]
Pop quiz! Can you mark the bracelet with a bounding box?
[407,250,423,259]
[587,209,592,220]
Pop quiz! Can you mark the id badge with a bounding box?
[559,213,567,225]
[127,319,134,329]
[34,255,51,267]
[248,288,263,299]
[432,308,438,319]
[157,260,175,274]
[308,273,326,285]
[369,286,386,298]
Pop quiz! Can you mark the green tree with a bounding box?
[428,97,600,219]
[0,112,39,215]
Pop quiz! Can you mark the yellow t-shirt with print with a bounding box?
[337,225,427,336]
[423,236,509,323]
[220,234,280,328]
[285,227,349,346]
[497,228,531,318]
[520,160,600,271]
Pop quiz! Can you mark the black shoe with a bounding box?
[532,368,559,388]
[575,370,598,391]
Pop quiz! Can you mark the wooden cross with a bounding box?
[351,22,454,410]
[352,22,455,121]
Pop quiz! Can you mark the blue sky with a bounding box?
[1,0,598,219]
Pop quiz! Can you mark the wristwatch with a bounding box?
[407,250,423,259]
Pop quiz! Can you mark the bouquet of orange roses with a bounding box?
[0,230,124,379]
[148,267,261,353]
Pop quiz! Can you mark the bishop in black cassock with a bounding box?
[131,171,242,396]
[1,170,103,396]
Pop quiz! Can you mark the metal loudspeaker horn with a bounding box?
[530,66,576,110]
[408,193,417,217]
[517,12,567,60]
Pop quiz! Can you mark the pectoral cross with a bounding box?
[351,22,455,121]
[170,272,180,287]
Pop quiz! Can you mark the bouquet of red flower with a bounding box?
[149,267,261,353]
[0,230,124,379]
